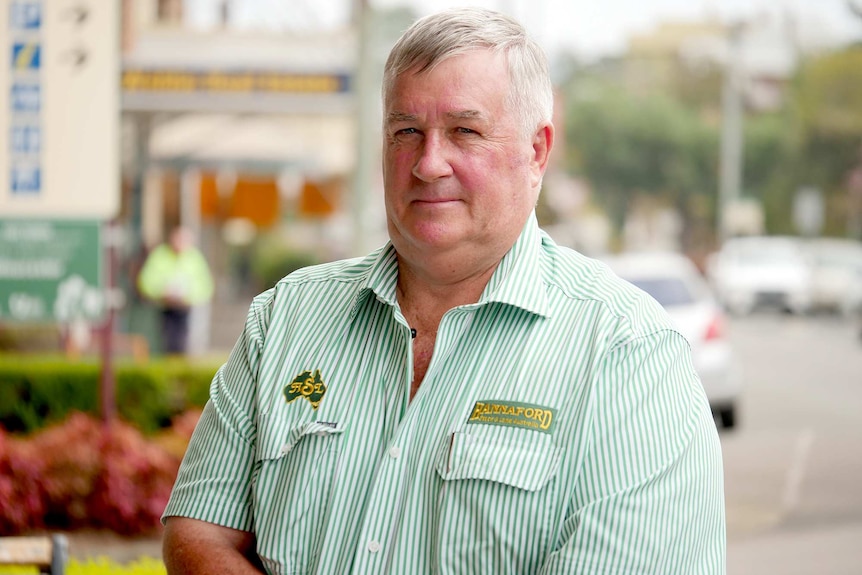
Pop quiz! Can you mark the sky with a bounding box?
[187,0,862,58]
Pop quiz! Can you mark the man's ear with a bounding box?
[530,123,554,188]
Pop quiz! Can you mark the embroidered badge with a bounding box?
[467,400,556,433]
[284,369,327,411]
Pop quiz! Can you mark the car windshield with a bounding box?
[629,277,695,307]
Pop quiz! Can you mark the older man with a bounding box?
[163,8,725,574]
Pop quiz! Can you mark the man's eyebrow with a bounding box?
[386,112,417,124]
[386,110,486,123]
[447,110,484,121]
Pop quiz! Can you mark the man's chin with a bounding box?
[392,226,468,254]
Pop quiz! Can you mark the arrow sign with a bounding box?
[63,47,88,69]
[63,5,89,26]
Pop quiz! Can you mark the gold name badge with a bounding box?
[467,400,555,433]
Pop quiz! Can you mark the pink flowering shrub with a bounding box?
[0,410,201,535]
[0,429,46,532]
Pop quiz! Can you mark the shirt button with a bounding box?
[388,446,402,459]
[367,540,381,553]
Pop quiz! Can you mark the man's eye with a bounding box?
[456,127,476,135]
[396,127,419,136]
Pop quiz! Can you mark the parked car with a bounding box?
[707,236,813,316]
[603,252,742,429]
[804,238,862,316]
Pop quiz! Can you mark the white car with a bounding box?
[707,236,813,316]
[604,252,742,429]
[804,238,862,316]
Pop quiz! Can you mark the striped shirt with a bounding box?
[163,212,726,574]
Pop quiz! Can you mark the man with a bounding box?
[163,8,725,574]
[137,226,214,354]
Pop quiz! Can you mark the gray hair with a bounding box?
[382,7,554,137]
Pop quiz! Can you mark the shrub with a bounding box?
[0,412,192,536]
[249,233,319,291]
[0,360,100,433]
[0,429,46,533]
[0,355,221,435]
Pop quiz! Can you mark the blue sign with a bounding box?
[10,166,41,194]
[11,43,40,70]
[10,83,40,112]
[9,2,42,30]
[10,125,41,154]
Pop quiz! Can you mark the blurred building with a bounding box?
[119,0,411,352]
[122,0,366,252]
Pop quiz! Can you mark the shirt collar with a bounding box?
[349,244,399,322]
[477,212,549,318]
[349,211,549,321]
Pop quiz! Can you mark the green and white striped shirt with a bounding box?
[163,213,725,574]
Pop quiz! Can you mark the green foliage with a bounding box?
[0,359,100,433]
[795,48,862,135]
[565,82,718,232]
[0,355,221,435]
[559,44,862,242]
[249,232,320,291]
[765,47,862,236]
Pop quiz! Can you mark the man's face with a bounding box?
[382,50,547,266]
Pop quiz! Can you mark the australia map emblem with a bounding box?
[284,369,327,411]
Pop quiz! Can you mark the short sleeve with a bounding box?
[541,329,726,574]
[161,292,273,531]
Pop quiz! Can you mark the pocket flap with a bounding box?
[435,431,561,492]
[258,419,346,460]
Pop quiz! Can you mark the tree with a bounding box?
[563,80,718,249]
[778,47,862,235]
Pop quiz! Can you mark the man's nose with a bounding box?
[412,133,453,181]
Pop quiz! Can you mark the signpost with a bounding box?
[0,218,103,322]
[0,0,120,218]
[1,0,120,423]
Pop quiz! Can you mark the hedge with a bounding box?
[0,354,224,435]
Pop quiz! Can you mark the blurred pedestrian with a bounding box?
[162,8,725,574]
[137,226,213,355]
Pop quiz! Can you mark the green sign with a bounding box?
[0,219,104,323]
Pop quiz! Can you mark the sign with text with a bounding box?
[0,218,104,323]
[122,69,351,94]
[0,0,119,218]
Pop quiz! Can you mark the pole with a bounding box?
[99,221,118,425]
[351,0,375,256]
[718,23,745,243]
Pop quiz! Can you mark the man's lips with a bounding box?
[412,197,460,205]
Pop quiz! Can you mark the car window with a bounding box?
[628,277,695,307]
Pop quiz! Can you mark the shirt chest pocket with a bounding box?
[252,419,345,575]
[434,429,563,574]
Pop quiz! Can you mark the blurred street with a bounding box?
[724,312,862,574]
